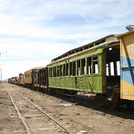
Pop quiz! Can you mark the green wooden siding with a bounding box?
[49,75,102,93]
[49,77,76,89]
[47,44,110,93]
[77,75,102,93]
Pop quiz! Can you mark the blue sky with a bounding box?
[0,0,134,80]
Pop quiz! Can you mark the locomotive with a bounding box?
[8,26,134,110]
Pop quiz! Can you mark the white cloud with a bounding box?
[0,0,134,80]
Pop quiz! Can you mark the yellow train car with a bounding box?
[118,26,134,103]
[24,69,33,86]
[24,67,43,87]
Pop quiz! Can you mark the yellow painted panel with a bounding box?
[120,32,134,60]
[24,77,32,84]
[121,80,134,101]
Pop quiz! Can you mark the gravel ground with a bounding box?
[0,82,134,134]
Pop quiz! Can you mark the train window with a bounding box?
[51,68,53,77]
[101,39,105,43]
[65,64,68,76]
[69,61,76,76]
[76,49,79,52]
[40,72,42,78]
[70,62,72,75]
[52,67,55,77]
[116,61,120,76]
[66,64,68,76]
[80,48,83,51]
[72,51,74,54]
[44,71,45,78]
[84,46,88,49]
[87,57,92,74]
[53,67,56,77]
[60,65,62,76]
[95,42,100,46]
[90,44,93,48]
[77,60,80,75]
[49,68,52,77]
[63,64,65,76]
[95,64,98,73]
[57,66,60,77]
[106,64,109,76]
[110,62,114,76]
[52,67,53,77]
[81,58,85,75]
[93,56,98,74]
[109,48,112,51]
[72,61,76,76]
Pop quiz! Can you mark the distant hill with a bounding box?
[3,79,8,81]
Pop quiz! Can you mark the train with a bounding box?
[8,26,134,110]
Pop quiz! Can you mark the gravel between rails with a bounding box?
[1,82,134,134]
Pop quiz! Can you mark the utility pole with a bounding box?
[0,52,7,83]
[0,64,5,83]
[0,53,1,83]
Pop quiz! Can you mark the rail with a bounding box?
[4,84,31,134]
[5,83,74,134]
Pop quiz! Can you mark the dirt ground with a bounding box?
[0,82,134,134]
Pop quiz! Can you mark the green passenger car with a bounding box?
[47,34,120,95]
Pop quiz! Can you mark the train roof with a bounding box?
[24,67,44,73]
[117,30,134,37]
[49,34,120,65]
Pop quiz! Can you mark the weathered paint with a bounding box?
[47,35,119,94]
[119,31,134,100]
[19,73,25,85]
[24,67,43,85]
[39,67,48,89]
[24,69,33,84]
[24,76,32,84]
[49,75,102,93]
[48,45,107,69]
[33,70,39,87]
[101,50,107,88]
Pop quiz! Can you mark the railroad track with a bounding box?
[4,83,74,134]
[9,83,134,119]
